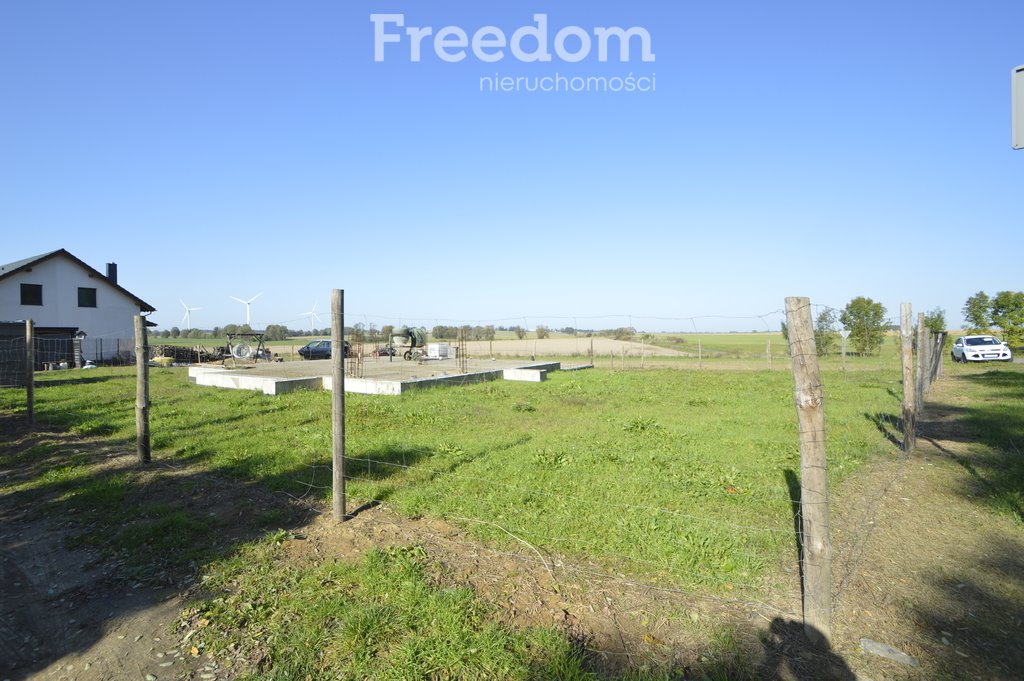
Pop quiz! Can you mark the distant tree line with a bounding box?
[431,325,497,341]
[780,297,947,356]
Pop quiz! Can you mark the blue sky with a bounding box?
[2,1,1021,333]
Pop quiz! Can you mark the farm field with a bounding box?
[148,330,910,371]
[1,363,906,678]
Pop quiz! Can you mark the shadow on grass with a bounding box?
[0,412,316,680]
[34,373,133,388]
[757,620,856,680]
[919,368,1024,521]
[783,469,804,588]
[865,411,902,448]
[908,534,1024,679]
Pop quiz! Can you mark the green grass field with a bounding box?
[3,365,901,587]
[1,363,908,678]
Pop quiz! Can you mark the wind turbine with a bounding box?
[229,292,263,326]
[180,299,202,331]
[301,302,322,333]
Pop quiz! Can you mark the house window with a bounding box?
[20,283,43,306]
[78,287,97,308]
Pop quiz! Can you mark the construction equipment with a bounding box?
[391,326,428,360]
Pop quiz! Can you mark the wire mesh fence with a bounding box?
[0,298,951,674]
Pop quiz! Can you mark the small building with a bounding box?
[0,249,156,365]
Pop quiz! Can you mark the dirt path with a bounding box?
[825,370,1024,680]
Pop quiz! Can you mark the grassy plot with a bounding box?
[939,363,1024,522]
[190,540,596,681]
[5,365,901,590]
[1,364,903,678]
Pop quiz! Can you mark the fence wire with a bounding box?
[0,305,950,676]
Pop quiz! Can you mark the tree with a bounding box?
[814,308,839,356]
[511,325,527,340]
[431,325,457,340]
[990,291,1024,346]
[264,324,288,341]
[482,325,496,341]
[839,297,888,355]
[923,308,946,334]
[535,325,551,339]
[962,291,992,331]
[381,325,394,341]
[170,326,180,338]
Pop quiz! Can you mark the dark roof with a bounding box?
[0,248,156,312]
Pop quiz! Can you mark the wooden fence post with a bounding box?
[332,289,347,521]
[933,331,947,383]
[134,315,151,463]
[784,297,832,645]
[25,319,34,424]
[915,313,926,411]
[900,304,916,454]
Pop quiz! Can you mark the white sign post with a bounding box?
[1014,65,1024,150]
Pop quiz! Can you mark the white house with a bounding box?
[0,249,156,363]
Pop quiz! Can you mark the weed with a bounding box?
[624,416,661,433]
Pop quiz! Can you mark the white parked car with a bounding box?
[950,335,1013,363]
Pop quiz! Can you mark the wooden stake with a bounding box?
[25,319,34,424]
[134,315,151,463]
[332,289,347,521]
[916,312,926,410]
[784,297,832,646]
[900,304,916,454]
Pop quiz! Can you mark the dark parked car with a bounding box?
[373,344,397,357]
[298,339,351,360]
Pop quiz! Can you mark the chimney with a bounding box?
[106,262,118,284]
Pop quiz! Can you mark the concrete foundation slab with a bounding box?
[187,359,580,396]
[188,366,323,395]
